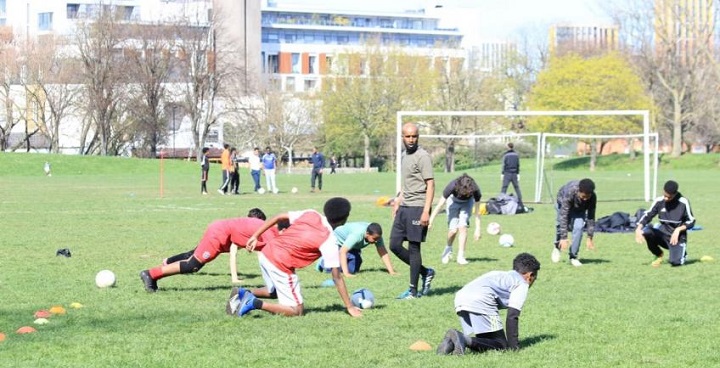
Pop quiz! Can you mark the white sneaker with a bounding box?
[570,259,582,267]
[456,257,469,265]
[551,248,561,263]
[441,247,453,264]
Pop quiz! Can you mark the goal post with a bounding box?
[396,110,656,202]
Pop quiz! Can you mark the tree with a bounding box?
[23,35,81,153]
[605,0,714,157]
[527,52,652,169]
[0,40,23,151]
[321,44,435,170]
[75,9,128,155]
[125,23,175,158]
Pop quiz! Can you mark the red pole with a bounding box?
[160,150,164,198]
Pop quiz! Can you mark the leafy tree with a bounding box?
[321,44,435,170]
[527,52,652,169]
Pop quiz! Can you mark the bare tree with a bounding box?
[75,9,127,155]
[0,41,23,151]
[607,0,714,157]
[125,23,175,158]
[175,13,239,160]
[23,35,81,153]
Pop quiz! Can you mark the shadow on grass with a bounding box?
[465,256,499,263]
[162,285,232,292]
[577,258,611,265]
[422,286,461,298]
[521,333,557,348]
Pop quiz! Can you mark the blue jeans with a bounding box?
[554,204,587,260]
[251,170,261,191]
[319,249,363,274]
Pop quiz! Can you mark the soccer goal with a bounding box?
[395,110,657,203]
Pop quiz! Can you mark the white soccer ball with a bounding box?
[486,222,501,235]
[272,188,279,194]
[257,188,266,194]
[499,234,514,247]
[291,187,298,194]
[95,270,116,288]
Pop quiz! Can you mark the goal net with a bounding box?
[395,110,658,203]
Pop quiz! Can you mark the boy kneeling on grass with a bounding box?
[437,252,540,355]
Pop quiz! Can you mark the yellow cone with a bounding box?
[49,305,66,315]
[70,302,84,309]
[409,340,433,351]
[701,255,714,262]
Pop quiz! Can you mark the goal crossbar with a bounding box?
[396,110,655,202]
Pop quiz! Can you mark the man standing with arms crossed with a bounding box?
[390,122,436,300]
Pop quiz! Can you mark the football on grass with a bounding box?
[95,270,116,288]
[351,288,375,309]
[486,222,501,235]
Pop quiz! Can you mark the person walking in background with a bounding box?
[330,155,337,174]
[200,147,210,195]
[551,178,597,267]
[436,253,540,356]
[249,147,262,192]
[262,146,278,194]
[500,142,524,209]
[310,146,325,193]
[390,122,436,300]
[428,173,482,265]
[229,147,240,195]
[635,180,695,267]
[218,143,231,195]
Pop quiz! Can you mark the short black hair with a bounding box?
[507,142,514,149]
[578,178,595,194]
[323,197,351,228]
[366,223,382,237]
[247,208,266,220]
[664,180,679,195]
[513,252,541,275]
[202,147,209,153]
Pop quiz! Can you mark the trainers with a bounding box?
[396,289,418,300]
[139,270,158,293]
[551,248,561,263]
[448,329,466,355]
[436,329,456,355]
[441,247,453,264]
[217,189,224,195]
[570,258,582,267]
[238,289,257,316]
[421,268,436,296]
[456,257,469,265]
[315,261,324,273]
[225,287,246,315]
[651,257,663,267]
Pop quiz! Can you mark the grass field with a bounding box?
[1,152,719,367]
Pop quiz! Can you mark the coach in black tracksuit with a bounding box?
[500,142,523,208]
[635,180,696,267]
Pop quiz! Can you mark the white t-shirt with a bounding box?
[249,155,261,171]
[454,270,529,316]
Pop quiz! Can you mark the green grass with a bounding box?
[1,152,719,367]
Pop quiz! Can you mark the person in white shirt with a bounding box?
[249,147,262,192]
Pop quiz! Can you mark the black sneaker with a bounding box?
[421,268,436,296]
[139,270,158,293]
[436,329,456,355]
[448,329,466,355]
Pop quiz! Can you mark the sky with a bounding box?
[273,0,615,44]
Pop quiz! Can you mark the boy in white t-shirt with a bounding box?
[437,252,541,355]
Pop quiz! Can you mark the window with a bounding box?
[122,6,134,21]
[285,77,295,92]
[268,54,279,73]
[308,55,317,74]
[304,79,317,91]
[38,12,53,31]
[291,53,300,73]
[206,129,219,144]
[337,35,348,44]
[67,4,79,19]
